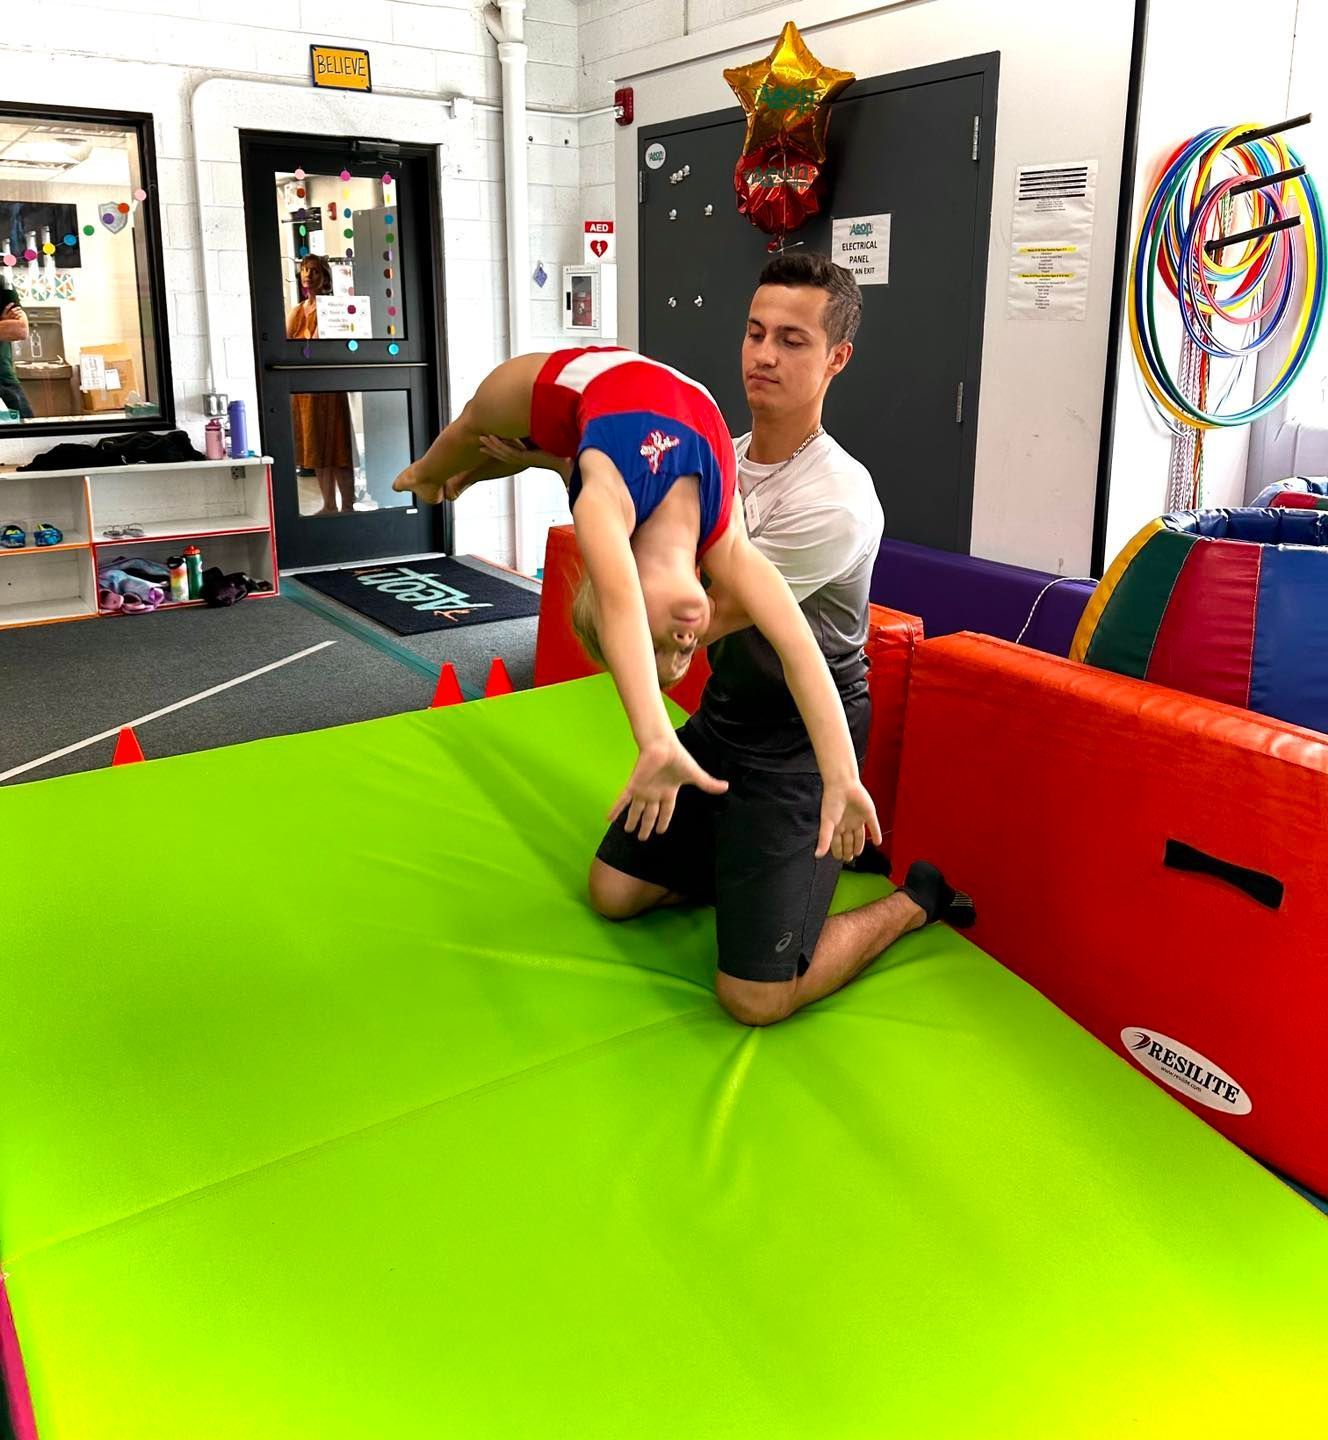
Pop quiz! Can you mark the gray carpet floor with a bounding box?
[0,555,541,787]
[0,600,416,784]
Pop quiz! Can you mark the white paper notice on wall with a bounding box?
[832,213,890,285]
[315,294,372,338]
[1007,160,1097,320]
[79,352,106,392]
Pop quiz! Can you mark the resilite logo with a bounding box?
[1121,1028,1252,1115]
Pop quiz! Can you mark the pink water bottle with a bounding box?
[205,418,225,460]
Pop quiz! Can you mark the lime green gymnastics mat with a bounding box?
[2,677,1326,1438]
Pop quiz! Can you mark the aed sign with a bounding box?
[310,45,373,93]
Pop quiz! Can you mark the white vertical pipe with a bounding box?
[488,1,535,572]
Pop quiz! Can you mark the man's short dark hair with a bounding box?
[756,251,862,347]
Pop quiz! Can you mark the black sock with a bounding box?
[900,860,976,929]
[845,845,892,877]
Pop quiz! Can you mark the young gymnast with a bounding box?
[392,346,880,861]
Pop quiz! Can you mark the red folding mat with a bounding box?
[891,633,1328,1195]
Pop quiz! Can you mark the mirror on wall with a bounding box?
[0,107,167,430]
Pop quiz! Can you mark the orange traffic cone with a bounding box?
[430,662,464,708]
[484,657,515,697]
[111,725,145,765]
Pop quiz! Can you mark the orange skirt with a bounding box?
[292,392,352,469]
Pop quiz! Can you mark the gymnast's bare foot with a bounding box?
[392,461,446,505]
[442,467,484,502]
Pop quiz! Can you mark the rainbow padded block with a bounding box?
[3,678,1327,1437]
[1250,477,1328,507]
[1271,490,1328,511]
[892,633,1328,1197]
[533,523,922,848]
[1073,507,1328,732]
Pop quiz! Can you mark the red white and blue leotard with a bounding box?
[529,346,736,557]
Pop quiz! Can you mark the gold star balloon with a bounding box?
[723,21,854,166]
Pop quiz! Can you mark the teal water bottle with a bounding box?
[184,545,203,600]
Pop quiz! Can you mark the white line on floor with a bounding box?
[0,640,338,784]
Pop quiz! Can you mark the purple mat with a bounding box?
[871,539,1095,657]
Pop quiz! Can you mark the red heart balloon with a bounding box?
[733,137,823,247]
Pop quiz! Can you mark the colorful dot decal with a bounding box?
[343,228,354,239]
[298,225,307,236]
[384,213,395,224]
[101,213,115,225]
[41,243,55,255]
[2,255,15,267]
[387,325,396,336]
[387,305,397,316]
[294,208,306,220]
[382,173,393,186]
[83,224,95,235]
[23,248,36,260]
[385,288,393,298]
[62,233,76,246]
[383,267,393,279]
[298,245,308,257]
[117,202,130,215]
[345,247,354,258]
[302,343,312,359]
[347,339,359,352]
[296,187,305,199]
[346,304,356,315]
[388,342,400,355]
[340,169,351,182]
[134,188,147,202]
[344,208,352,218]
[294,167,306,181]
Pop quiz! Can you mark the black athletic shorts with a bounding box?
[594,721,843,983]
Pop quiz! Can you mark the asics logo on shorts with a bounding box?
[640,429,681,474]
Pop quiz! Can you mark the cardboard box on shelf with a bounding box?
[78,344,141,413]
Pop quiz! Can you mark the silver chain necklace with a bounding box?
[740,425,823,488]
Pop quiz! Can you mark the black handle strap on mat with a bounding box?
[1164,839,1284,911]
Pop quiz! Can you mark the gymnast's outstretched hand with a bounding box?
[608,733,728,841]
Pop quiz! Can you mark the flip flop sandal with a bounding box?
[120,596,150,614]
[34,522,63,546]
[101,524,145,540]
[2,524,26,549]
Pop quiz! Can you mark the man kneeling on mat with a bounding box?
[586,253,973,1026]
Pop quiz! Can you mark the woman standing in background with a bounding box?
[286,255,354,514]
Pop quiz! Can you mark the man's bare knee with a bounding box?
[715,973,797,1027]
[588,860,661,921]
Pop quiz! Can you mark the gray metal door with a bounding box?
[640,54,997,553]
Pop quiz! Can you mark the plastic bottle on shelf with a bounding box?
[204,418,224,460]
[227,400,247,459]
[183,545,203,600]
[167,556,189,604]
